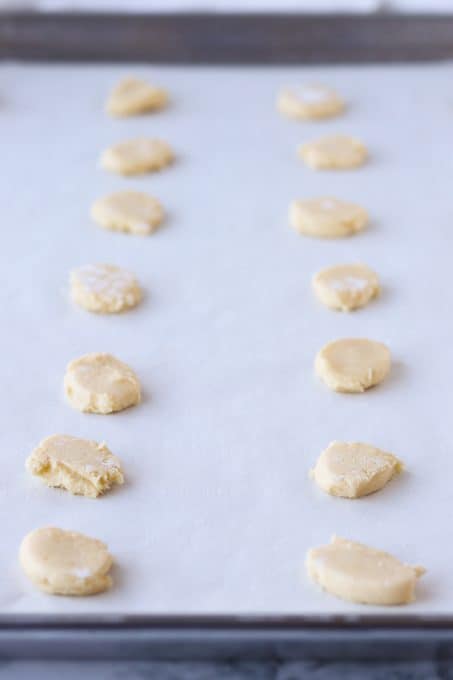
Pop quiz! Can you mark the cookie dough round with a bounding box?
[313,263,379,311]
[277,84,344,120]
[311,441,402,499]
[100,138,173,176]
[91,190,164,236]
[306,536,425,605]
[315,338,391,393]
[289,198,368,239]
[64,352,141,415]
[70,264,142,314]
[299,135,367,170]
[19,527,113,596]
[106,76,168,117]
[26,434,124,498]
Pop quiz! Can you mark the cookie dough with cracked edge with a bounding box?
[106,76,168,117]
[70,264,142,314]
[100,138,173,176]
[19,527,113,596]
[289,198,368,239]
[277,84,345,120]
[91,190,164,236]
[64,352,141,415]
[315,338,391,393]
[311,441,403,499]
[306,536,425,605]
[312,263,379,311]
[299,134,367,170]
[26,434,124,498]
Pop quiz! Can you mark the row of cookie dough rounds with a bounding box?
[18,79,177,597]
[75,79,175,311]
[70,80,175,314]
[19,528,423,602]
[279,84,425,605]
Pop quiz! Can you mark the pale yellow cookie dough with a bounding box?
[299,134,367,170]
[100,138,173,176]
[106,76,168,117]
[306,536,425,605]
[19,527,113,596]
[315,338,391,393]
[91,190,164,236]
[277,84,345,120]
[312,263,379,311]
[289,198,368,239]
[311,441,403,499]
[70,264,142,314]
[64,352,141,415]
[26,434,124,498]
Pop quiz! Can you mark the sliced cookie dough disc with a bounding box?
[91,190,164,236]
[306,536,425,605]
[106,76,168,117]
[64,352,141,415]
[100,138,173,176]
[311,441,402,498]
[312,263,379,311]
[289,198,368,239]
[299,134,367,170]
[277,84,345,120]
[26,434,124,498]
[70,264,142,314]
[315,338,391,393]
[20,527,113,596]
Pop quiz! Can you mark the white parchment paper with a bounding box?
[0,62,451,617]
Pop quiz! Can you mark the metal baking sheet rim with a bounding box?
[1,13,453,659]
[2,614,453,660]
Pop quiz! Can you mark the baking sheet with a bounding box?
[0,61,451,618]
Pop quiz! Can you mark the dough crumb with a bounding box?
[64,352,141,414]
[19,527,113,596]
[26,434,124,498]
[91,190,164,236]
[100,138,173,176]
[70,264,142,314]
[299,134,367,170]
[311,441,403,498]
[289,198,368,239]
[106,76,168,117]
[306,536,425,605]
[312,263,379,310]
[277,83,345,120]
[315,338,391,393]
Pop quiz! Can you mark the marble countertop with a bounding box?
[0,661,449,679]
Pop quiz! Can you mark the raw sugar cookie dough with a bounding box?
[91,190,164,236]
[315,338,391,393]
[70,264,142,314]
[20,527,113,596]
[64,352,141,415]
[311,441,402,499]
[277,84,345,120]
[313,263,379,311]
[100,138,173,176]
[106,77,168,117]
[306,536,425,605]
[26,434,124,498]
[299,134,367,170]
[289,198,368,239]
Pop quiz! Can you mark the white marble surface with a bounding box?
[0,660,451,678]
[2,0,453,12]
